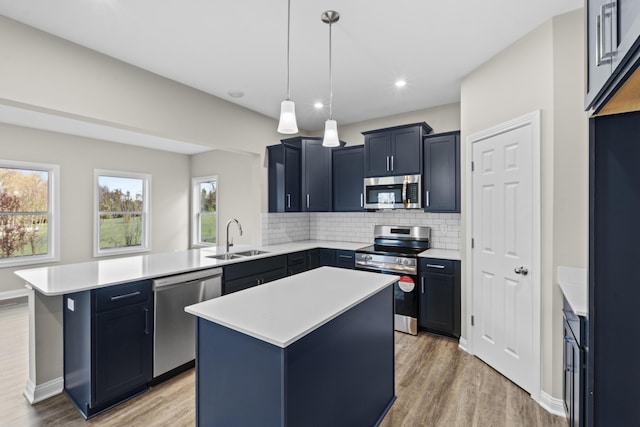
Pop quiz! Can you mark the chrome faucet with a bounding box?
[226,218,243,253]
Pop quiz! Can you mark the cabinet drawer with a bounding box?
[287,251,307,266]
[420,258,454,275]
[95,281,151,313]
[336,250,355,269]
[224,255,287,281]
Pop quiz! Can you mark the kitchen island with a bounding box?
[185,267,397,427]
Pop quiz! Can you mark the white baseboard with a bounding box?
[539,390,566,418]
[0,288,28,302]
[23,377,64,404]
[458,337,471,354]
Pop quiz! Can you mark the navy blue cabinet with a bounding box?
[418,258,461,338]
[335,250,355,269]
[362,123,432,177]
[423,131,460,213]
[268,144,301,212]
[287,251,308,275]
[589,111,640,425]
[320,248,337,267]
[563,296,586,427]
[64,280,153,419]
[222,255,287,295]
[333,146,364,211]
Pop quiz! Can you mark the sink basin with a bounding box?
[234,249,269,257]
[207,253,245,260]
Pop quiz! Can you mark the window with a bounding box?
[0,160,59,267]
[192,176,217,247]
[95,170,150,257]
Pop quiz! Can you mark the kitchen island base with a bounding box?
[195,284,395,427]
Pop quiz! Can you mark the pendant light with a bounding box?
[277,0,298,134]
[321,10,340,147]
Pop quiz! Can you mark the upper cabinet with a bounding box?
[423,131,460,213]
[362,123,432,177]
[586,0,640,110]
[333,146,365,212]
[268,144,301,212]
[269,137,345,213]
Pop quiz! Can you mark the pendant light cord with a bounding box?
[286,0,291,101]
[328,20,333,120]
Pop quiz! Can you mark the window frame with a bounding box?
[191,175,218,248]
[0,159,60,268]
[94,169,151,257]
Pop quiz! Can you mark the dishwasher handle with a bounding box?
[152,268,222,291]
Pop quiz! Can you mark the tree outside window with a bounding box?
[95,170,150,256]
[0,161,59,267]
[192,176,217,246]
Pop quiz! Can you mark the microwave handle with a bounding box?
[402,179,407,207]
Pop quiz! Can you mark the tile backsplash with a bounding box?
[262,211,461,250]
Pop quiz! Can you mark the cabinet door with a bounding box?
[423,132,460,213]
[336,250,355,269]
[563,319,575,426]
[307,249,320,270]
[364,132,391,177]
[284,145,301,211]
[224,274,260,295]
[320,248,337,267]
[287,251,308,275]
[95,302,152,404]
[260,267,287,285]
[333,147,364,211]
[419,273,454,334]
[390,127,421,175]
[302,139,332,211]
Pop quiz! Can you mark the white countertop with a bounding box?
[558,266,587,317]
[418,248,461,261]
[185,267,396,348]
[14,240,365,296]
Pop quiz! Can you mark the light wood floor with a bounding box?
[0,300,566,426]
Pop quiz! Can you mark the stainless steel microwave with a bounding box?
[363,175,422,209]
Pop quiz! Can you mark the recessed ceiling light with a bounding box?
[395,80,407,88]
[227,90,245,98]
[314,102,324,109]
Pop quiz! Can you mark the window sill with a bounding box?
[1,254,60,269]
[94,247,151,258]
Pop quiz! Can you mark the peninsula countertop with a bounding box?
[14,239,461,296]
[185,266,397,347]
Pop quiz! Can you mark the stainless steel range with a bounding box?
[355,225,431,335]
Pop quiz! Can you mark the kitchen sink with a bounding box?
[208,253,245,260]
[234,249,269,257]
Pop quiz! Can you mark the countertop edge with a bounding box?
[557,266,587,317]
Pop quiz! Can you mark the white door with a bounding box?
[471,120,535,394]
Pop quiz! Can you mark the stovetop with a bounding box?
[355,244,425,257]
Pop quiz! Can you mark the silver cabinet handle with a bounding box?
[597,1,617,65]
[426,264,445,269]
[514,266,529,276]
[360,193,364,207]
[144,307,149,335]
[306,194,310,209]
[426,190,430,207]
[386,156,390,171]
[338,254,353,259]
[390,156,394,171]
[110,291,141,301]
[421,276,425,294]
[287,193,291,208]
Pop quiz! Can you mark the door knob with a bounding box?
[514,266,529,276]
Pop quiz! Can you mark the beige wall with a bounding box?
[191,150,263,246]
[461,9,587,400]
[0,123,191,294]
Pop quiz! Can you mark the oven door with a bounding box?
[363,175,421,209]
[356,266,419,335]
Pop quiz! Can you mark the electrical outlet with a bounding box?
[441,224,448,235]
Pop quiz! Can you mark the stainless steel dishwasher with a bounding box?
[152,267,222,378]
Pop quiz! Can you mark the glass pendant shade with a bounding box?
[322,119,340,147]
[277,100,298,134]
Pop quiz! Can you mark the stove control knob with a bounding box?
[364,255,372,263]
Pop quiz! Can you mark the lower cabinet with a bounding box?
[335,250,355,269]
[418,258,461,337]
[64,280,153,419]
[319,248,337,266]
[287,251,308,275]
[222,255,287,295]
[563,296,586,427]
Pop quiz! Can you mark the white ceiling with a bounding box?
[0,0,582,138]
